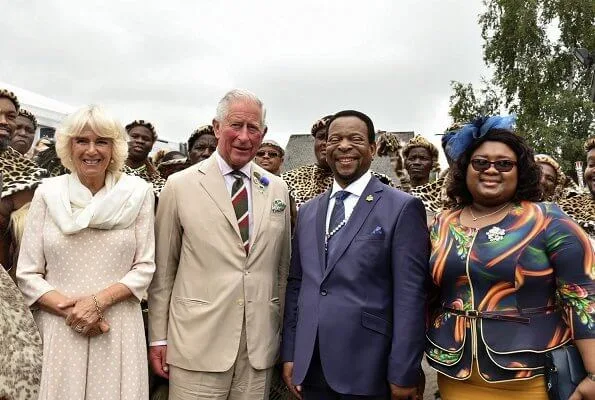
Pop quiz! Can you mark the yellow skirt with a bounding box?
[437,362,548,400]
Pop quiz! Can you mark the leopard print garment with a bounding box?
[558,192,595,237]
[281,163,396,208]
[0,266,42,400]
[0,147,47,198]
[122,163,165,196]
[410,176,450,220]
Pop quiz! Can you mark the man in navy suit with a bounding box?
[281,110,430,400]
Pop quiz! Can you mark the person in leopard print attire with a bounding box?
[409,124,464,224]
[403,135,440,189]
[0,88,43,400]
[124,120,165,196]
[559,137,595,240]
[0,89,48,277]
[534,154,566,202]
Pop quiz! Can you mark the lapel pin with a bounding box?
[252,171,269,193]
[366,195,374,202]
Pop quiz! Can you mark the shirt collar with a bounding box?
[215,150,252,178]
[330,171,372,199]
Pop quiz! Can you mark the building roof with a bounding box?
[0,81,76,128]
[283,132,415,180]
[283,133,314,171]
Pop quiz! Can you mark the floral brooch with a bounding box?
[486,226,506,242]
[253,171,269,193]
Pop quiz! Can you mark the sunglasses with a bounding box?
[256,150,280,158]
[470,159,517,172]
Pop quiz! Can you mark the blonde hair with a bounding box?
[55,105,128,176]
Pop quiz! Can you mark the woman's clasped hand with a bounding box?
[59,294,111,336]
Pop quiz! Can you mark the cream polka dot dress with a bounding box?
[16,188,155,400]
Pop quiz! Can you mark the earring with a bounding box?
[110,160,114,164]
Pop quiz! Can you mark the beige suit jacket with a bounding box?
[148,156,291,372]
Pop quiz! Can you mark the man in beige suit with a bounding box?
[148,89,291,400]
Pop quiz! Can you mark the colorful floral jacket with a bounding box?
[426,201,595,382]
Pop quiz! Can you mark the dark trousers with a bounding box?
[302,340,389,400]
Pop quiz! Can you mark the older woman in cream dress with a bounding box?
[17,105,155,400]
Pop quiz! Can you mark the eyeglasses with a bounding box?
[256,150,280,158]
[470,159,517,172]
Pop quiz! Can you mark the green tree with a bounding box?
[449,79,502,123]
[449,0,595,175]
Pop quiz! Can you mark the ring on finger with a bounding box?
[74,325,84,333]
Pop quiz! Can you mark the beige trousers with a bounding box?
[169,320,272,400]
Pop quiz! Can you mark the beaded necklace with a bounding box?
[325,219,347,251]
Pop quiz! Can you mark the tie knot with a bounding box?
[334,190,350,202]
[231,171,244,180]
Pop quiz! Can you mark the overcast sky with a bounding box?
[2,0,487,152]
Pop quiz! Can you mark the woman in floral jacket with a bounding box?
[426,118,595,399]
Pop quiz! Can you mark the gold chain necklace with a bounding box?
[468,202,510,221]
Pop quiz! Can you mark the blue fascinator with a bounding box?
[442,115,517,162]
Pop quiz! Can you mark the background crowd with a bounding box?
[0,86,594,400]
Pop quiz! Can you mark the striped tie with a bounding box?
[231,171,249,254]
[328,190,350,235]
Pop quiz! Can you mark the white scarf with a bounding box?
[40,172,151,234]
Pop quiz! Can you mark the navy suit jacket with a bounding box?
[281,176,430,396]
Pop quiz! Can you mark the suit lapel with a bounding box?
[249,165,267,249]
[198,157,241,239]
[323,178,384,280]
[316,191,331,275]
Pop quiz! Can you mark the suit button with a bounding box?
[237,299,244,306]
[320,289,327,296]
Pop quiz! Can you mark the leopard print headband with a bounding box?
[18,109,38,130]
[310,115,333,136]
[188,125,215,149]
[403,135,440,170]
[125,120,157,139]
[0,89,20,111]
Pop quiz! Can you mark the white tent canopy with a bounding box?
[0,81,75,129]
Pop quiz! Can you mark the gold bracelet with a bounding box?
[106,290,115,306]
[91,294,104,321]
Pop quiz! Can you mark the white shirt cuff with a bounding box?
[149,340,167,346]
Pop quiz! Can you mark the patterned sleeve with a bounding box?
[16,190,55,306]
[427,212,444,317]
[545,203,595,339]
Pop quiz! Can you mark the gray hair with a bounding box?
[214,89,267,129]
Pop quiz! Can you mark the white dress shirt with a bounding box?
[325,171,372,232]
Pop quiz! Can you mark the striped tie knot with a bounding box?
[230,171,249,254]
[334,190,350,202]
